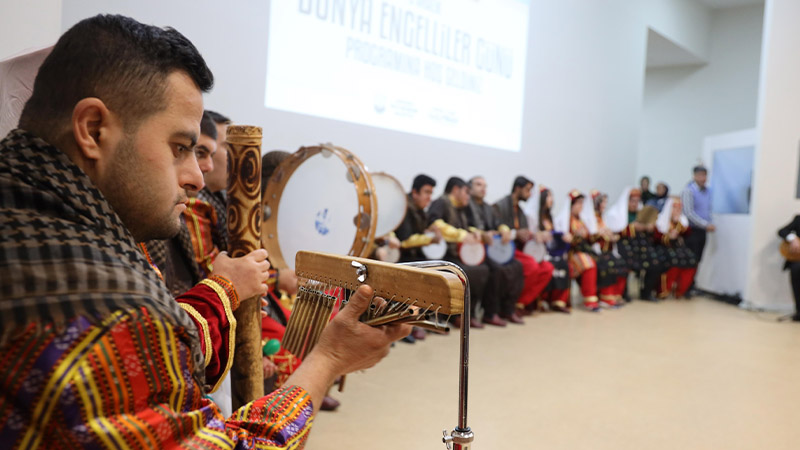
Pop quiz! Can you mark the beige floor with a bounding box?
[305,298,800,450]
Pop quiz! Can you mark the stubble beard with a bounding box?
[102,135,184,242]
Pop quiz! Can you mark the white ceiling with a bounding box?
[695,0,763,9]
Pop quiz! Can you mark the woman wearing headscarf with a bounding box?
[604,188,665,301]
[646,182,670,212]
[590,190,629,305]
[555,190,604,311]
[525,185,572,313]
[654,196,698,298]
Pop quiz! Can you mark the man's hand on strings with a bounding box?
[315,285,410,375]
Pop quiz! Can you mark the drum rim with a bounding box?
[370,171,408,238]
[458,241,486,266]
[262,144,377,269]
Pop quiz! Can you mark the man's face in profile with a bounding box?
[101,71,205,242]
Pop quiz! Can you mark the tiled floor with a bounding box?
[307,298,800,449]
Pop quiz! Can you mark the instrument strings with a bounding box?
[283,275,453,361]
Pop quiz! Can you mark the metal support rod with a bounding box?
[401,260,474,448]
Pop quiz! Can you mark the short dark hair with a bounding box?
[200,111,217,140]
[693,166,708,174]
[19,14,214,141]
[411,174,436,192]
[444,176,467,194]
[640,176,651,183]
[511,176,533,194]
[205,110,231,125]
[467,176,484,188]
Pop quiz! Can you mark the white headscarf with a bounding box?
[554,191,592,233]
[554,193,571,233]
[580,195,598,235]
[604,187,640,233]
[656,197,689,234]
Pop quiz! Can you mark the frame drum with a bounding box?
[486,235,515,264]
[458,241,486,266]
[262,144,377,270]
[523,240,547,262]
[421,232,447,260]
[371,172,407,238]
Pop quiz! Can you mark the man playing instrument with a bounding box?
[493,176,554,315]
[468,176,525,325]
[396,174,442,263]
[0,14,409,448]
[427,177,492,329]
[778,215,800,321]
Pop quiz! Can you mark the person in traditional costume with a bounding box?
[590,190,629,305]
[396,174,441,264]
[605,188,665,301]
[654,197,698,299]
[427,177,492,329]
[554,191,606,311]
[493,176,554,315]
[522,185,572,313]
[0,15,408,448]
[394,173,442,342]
[467,176,526,325]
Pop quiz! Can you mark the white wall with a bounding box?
[52,0,707,206]
[3,1,712,207]
[744,0,800,312]
[0,0,62,60]
[637,5,763,192]
[645,0,711,62]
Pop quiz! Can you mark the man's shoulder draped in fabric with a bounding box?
[0,129,204,380]
[0,129,315,448]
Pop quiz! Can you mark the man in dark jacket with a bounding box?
[779,215,800,321]
[468,176,525,324]
[428,177,491,328]
[493,176,554,313]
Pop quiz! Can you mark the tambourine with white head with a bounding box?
[262,144,377,270]
[486,235,515,264]
[369,172,407,263]
[458,241,486,266]
[421,231,447,260]
[371,172,407,238]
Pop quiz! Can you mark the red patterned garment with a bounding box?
[183,197,222,278]
[0,130,315,448]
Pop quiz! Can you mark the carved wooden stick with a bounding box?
[226,125,264,409]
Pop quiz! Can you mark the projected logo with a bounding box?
[315,208,331,236]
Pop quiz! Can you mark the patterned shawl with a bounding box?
[0,129,205,384]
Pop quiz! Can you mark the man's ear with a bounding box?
[71,98,115,162]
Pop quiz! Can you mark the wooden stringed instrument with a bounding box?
[285,251,475,448]
[284,251,465,361]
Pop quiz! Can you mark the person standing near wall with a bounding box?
[778,216,800,321]
[681,166,715,295]
[640,176,655,204]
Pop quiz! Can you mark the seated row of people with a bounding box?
[388,174,702,329]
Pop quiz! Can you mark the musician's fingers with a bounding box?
[383,323,412,342]
[249,248,268,261]
[371,296,388,309]
[342,285,374,319]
